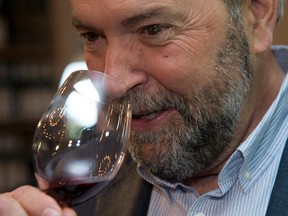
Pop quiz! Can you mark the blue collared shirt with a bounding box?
[138,46,288,216]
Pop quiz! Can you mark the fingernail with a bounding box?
[42,208,61,216]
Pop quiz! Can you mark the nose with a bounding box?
[102,36,148,97]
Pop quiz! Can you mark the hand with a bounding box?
[0,186,77,216]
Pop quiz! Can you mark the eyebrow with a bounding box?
[121,7,183,27]
[72,17,94,31]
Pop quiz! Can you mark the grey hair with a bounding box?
[224,0,286,24]
[277,0,286,23]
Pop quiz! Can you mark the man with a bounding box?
[0,0,287,215]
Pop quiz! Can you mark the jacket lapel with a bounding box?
[266,137,288,216]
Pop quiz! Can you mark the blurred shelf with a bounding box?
[0,153,32,161]
[0,44,52,61]
[0,121,37,133]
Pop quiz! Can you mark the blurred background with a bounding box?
[0,0,83,192]
[0,0,287,193]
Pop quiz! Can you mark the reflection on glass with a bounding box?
[33,70,131,207]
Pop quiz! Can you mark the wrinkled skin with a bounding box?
[127,21,252,182]
[0,0,284,215]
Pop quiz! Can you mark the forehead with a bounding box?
[71,0,225,26]
[71,0,176,12]
[71,0,186,19]
[71,0,186,29]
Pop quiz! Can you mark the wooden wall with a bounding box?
[273,3,288,45]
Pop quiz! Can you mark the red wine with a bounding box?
[45,180,110,207]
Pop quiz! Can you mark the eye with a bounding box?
[79,32,100,42]
[139,24,170,36]
[78,32,106,53]
[138,24,174,46]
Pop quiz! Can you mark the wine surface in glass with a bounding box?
[45,180,109,207]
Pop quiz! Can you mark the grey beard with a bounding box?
[127,20,252,182]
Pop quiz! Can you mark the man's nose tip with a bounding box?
[88,70,129,100]
[102,76,129,99]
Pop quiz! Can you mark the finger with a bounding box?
[10,185,64,216]
[0,192,28,216]
[63,207,78,216]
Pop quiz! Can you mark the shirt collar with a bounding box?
[235,71,288,192]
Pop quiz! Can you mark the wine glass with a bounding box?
[32,70,131,207]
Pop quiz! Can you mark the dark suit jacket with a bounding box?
[74,137,288,216]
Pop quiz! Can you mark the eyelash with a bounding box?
[79,32,101,43]
[79,23,171,40]
[78,23,173,50]
[138,24,171,36]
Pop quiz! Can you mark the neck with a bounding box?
[236,51,285,143]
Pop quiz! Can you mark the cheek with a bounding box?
[146,42,217,97]
[84,53,105,71]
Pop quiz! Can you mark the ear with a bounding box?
[249,0,279,54]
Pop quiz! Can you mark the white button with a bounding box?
[243,170,252,180]
[195,213,205,216]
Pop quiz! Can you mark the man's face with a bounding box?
[72,0,252,181]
